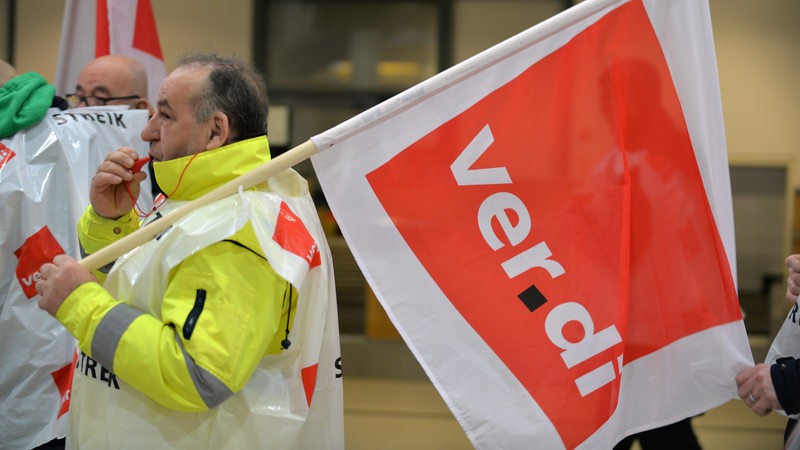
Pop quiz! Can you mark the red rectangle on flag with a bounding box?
[365,1,740,447]
[14,227,66,299]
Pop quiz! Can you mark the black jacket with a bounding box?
[773,357,800,414]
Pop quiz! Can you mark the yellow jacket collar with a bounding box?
[152,135,270,200]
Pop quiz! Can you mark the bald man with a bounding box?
[67,55,152,113]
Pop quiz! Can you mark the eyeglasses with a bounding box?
[65,93,141,108]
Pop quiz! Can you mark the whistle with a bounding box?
[131,155,151,174]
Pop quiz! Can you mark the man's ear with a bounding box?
[205,112,230,150]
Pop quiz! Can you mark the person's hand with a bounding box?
[736,364,781,416]
[90,147,148,219]
[786,255,800,303]
[36,254,97,316]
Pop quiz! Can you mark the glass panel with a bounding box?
[266,1,438,92]
[730,165,788,335]
[454,0,565,63]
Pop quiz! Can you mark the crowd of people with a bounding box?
[3,52,342,449]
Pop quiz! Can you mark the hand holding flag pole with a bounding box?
[78,140,319,272]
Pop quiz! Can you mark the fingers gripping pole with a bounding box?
[79,140,319,272]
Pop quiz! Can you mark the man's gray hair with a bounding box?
[176,53,269,143]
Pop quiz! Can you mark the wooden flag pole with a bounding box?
[79,139,319,272]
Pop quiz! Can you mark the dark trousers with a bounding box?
[33,437,65,449]
[613,418,702,450]
[785,418,799,448]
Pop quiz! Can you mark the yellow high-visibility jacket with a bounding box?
[58,136,296,412]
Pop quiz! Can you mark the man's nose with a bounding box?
[140,118,158,141]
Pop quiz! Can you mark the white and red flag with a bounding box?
[310,0,752,447]
[55,0,166,104]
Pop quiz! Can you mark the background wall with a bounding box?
[712,0,800,161]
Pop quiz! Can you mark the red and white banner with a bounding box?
[1,109,149,449]
[311,0,752,448]
[56,0,166,104]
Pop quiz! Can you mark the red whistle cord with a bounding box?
[125,154,199,218]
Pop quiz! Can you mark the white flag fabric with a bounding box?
[0,108,149,449]
[56,0,166,104]
[310,0,752,448]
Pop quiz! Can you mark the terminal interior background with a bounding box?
[3,1,800,448]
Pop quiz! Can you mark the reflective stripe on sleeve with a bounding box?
[79,243,115,274]
[91,303,144,370]
[173,331,234,409]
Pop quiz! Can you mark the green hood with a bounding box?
[0,72,55,139]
